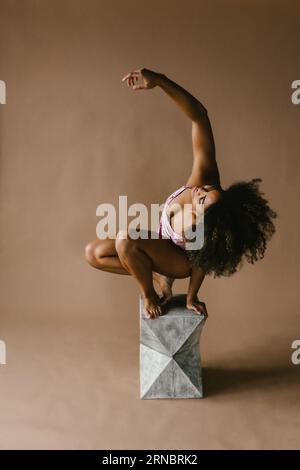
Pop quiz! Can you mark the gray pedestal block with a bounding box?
[140,294,206,399]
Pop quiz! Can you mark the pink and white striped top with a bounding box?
[156,185,196,250]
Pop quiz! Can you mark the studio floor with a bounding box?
[1,315,299,450]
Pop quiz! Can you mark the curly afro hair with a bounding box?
[185,178,277,277]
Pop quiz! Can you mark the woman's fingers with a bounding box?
[123,75,144,90]
[198,302,208,317]
[186,301,208,315]
[126,75,134,87]
[190,299,208,317]
[186,303,200,313]
[122,70,151,90]
[121,71,141,82]
[122,69,156,91]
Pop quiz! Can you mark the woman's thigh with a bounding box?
[123,229,192,279]
[139,239,191,278]
[88,232,191,279]
[92,237,118,257]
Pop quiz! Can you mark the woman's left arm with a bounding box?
[186,266,207,314]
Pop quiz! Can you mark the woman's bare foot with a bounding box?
[153,272,174,305]
[143,291,162,319]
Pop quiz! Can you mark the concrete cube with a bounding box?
[140,294,206,399]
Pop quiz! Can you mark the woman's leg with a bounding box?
[85,238,128,274]
[85,233,191,319]
[115,230,191,318]
[85,238,175,306]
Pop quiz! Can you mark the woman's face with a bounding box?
[183,185,223,238]
[191,185,222,211]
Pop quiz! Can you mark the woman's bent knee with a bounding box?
[85,239,108,267]
[85,241,98,266]
[115,230,136,255]
[85,238,118,269]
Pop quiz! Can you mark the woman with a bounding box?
[85,68,277,319]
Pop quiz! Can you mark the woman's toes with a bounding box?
[143,308,150,319]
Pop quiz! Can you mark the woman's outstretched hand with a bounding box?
[186,297,208,317]
[121,68,160,90]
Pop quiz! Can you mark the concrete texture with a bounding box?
[140,295,206,399]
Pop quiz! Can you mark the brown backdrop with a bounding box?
[0,0,299,450]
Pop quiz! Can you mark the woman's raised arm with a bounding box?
[155,72,220,187]
[122,68,220,187]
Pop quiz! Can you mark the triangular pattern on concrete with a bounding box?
[140,319,170,356]
[145,315,202,356]
[174,344,202,391]
[143,358,202,399]
[171,359,202,398]
[140,294,206,399]
[140,344,171,398]
[177,323,204,354]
